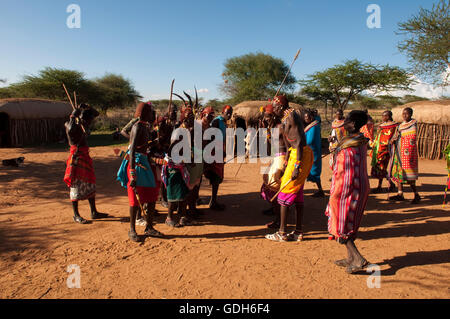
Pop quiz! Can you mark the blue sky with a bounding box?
[0,0,445,101]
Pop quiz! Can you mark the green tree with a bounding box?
[299,59,413,111]
[1,67,92,101]
[0,68,141,112]
[220,52,296,103]
[92,73,141,111]
[397,0,450,87]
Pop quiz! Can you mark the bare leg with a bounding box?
[176,201,192,227]
[294,203,304,233]
[266,203,280,228]
[312,181,325,197]
[345,239,369,273]
[209,183,225,210]
[165,202,177,227]
[89,197,108,219]
[410,181,421,203]
[144,202,163,237]
[278,206,289,234]
[128,206,139,242]
[72,201,88,224]
[377,178,383,190]
[390,181,405,201]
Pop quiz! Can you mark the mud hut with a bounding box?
[233,100,303,128]
[392,99,450,160]
[0,98,72,147]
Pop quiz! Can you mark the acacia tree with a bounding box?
[220,52,296,103]
[0,68,141,111]
[300,86,338,121]
[92,73,141,111]
[397,0,450,87]
[299,60,413,111]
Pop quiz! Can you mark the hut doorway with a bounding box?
[0,112,10,147]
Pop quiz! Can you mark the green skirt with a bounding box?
[167,168,189,202]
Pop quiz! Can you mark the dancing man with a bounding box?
[64,104,108,224]
[265,96,313,242]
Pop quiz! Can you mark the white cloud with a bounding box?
[371,75,450,99]
[197,88,209,94]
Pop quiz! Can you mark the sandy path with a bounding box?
[0,146,449,299]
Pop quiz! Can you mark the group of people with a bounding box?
[64,98,234,242]
[62,94,426,274]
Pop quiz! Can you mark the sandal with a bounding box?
[144,227,164,238]
[165,218,177,228]
[346,260,370,274]
[265,231,289,242]
[73,216,89,224]
[91,212,109,219]
[334,259,349,268]
[135,218,147,227]
[128,230,139,242]
[176,216,193,227]
[288,231,304,242]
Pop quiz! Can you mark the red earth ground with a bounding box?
[0,145,449,299]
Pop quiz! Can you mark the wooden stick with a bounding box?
[73,91,77,109]
[62,83,75,110]
[168,79,175,115]
[133,188,147,219]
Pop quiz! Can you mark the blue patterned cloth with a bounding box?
[117,151,155,189]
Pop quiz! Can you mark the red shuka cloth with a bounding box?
[127,164,160,207]
[64,146,96,187]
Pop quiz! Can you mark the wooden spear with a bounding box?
[274,49,301,98]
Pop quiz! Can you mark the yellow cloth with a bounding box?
[280,146,314,194]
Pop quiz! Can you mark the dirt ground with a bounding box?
[0,145,449,299]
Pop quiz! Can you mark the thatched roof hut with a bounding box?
[233,100,303,127]
[392,99,450,160]
[0,98,72,147]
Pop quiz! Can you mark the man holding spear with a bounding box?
[265,95,313,242]
[63,92,108,224]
